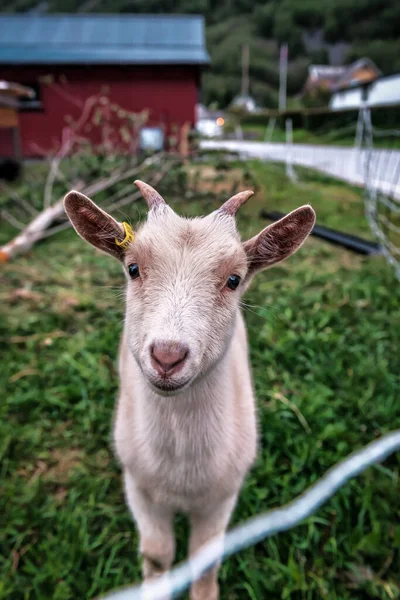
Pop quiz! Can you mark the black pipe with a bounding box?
[260,210,382,256]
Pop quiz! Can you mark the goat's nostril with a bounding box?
[150,342,189,375]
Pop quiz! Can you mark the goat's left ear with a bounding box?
[64,190,125,261]
[243,205,315,279]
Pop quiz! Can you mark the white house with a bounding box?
[330,74,400,110]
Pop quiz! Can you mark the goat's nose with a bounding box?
[150,341,189,376]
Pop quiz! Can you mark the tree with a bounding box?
[273,5,304,57]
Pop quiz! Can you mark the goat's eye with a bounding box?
[128,263,140,279]
[226,274,241,290]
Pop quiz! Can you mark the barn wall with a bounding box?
[0,65,199,157]
[0,128,15,158]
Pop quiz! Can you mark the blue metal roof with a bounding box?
[0,14,210,66]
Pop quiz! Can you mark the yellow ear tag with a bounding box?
[115,222,134,250]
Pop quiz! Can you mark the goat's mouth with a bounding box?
[148,377,192,396]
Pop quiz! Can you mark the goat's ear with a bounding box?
[64,191,125,261]
[243,205,315,278]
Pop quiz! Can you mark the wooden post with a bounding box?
[241,44,250,97]
[279,44,288,112]
[179,121,190,160]
[12,126,22,162]
[0,106,21,160]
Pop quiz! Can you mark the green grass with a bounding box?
[240,123,360,146]
[1,161,400,600]
[240,123,400,149]
[240,124,331,145]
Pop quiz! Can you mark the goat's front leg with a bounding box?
[124,470,175,581]
[189,495,237,600]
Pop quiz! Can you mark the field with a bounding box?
[239,124,400,149]
[1,160,400,600]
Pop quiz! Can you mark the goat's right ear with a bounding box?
[243,205,316,279]
[64,191,126,261]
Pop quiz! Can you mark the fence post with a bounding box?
[285,118,297,182]
[264,117,276,143]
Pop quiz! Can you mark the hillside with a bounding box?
[1,0,400,108]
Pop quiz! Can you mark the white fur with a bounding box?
[114,207,257,599]
[64,190,315,600]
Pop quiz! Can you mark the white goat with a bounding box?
[64,181,315,600]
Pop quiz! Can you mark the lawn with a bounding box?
[1,160,399,600]
[239,123,400,149]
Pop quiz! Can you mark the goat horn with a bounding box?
[134,180,165,209]
[219,190,254,216]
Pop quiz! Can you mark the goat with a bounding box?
[64,182,315,600]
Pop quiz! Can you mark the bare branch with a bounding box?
[38,158,172,241]
[43,157,64,209]
[86,155,163,199]
[106,158,177,212]
[43,96,100,208]
[0,153,171,261]
[0,90,172,261]
[0,183,39,216]
[105,193,142,213]
[0,199,65,260]
[50,82,85,109]
[37,220,72,240]
[1,209,26,230]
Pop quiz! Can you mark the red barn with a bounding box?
[0,14,209,158]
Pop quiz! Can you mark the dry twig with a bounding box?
[0,153,175,261]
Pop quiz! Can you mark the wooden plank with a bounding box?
[12,126,22,161]
[0,95,19,109]
[0,107,18,128]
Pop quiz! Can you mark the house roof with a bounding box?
[196,103,224,120]
[307,58,381,91]
[330,73,400,110]
[334,57,382,90]
[0,80,34,109]
[304,65,346,94]
[0,14,210,66]
[309,65,346,80]
[0,80,34,98]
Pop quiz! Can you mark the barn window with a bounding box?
[19,83,43,111]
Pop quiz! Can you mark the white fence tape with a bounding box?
[362,107,400,280]
[99,430,400,600]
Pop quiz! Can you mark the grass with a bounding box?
[240,125,332,145]
[239,123,400,149]
[1,161,400,600]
